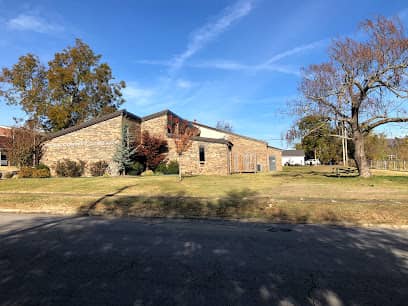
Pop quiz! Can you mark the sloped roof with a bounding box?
[192,136,232,146]
[47,110,141,140]
[41,107,283,151]
[282,149,305,157]
[193,121,269,145]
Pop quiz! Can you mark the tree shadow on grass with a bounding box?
[76,188,349,225]
[0,214,407,305]
[78,188,260,220]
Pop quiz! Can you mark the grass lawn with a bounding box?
[1,166,407,225]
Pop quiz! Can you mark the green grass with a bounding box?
[1,166,407,225]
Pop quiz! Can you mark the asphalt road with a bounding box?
[0,213,407,306]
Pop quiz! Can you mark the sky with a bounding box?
[1,0,408,148]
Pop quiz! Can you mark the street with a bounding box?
[0,213,407,306]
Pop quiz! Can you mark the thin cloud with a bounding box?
[261,39,328,66]
[191,60,301,76]
[122,83,155,106]
[136,38,326,77]
[136,58,300,76]
[170,0,255,71]
[176,79,194,89]
[6,14,64,34]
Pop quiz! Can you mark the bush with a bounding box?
[33,168,50,178]
[155,160,179,175]
[19,166,50,178]
[19,167,34,178]
[141,170,154,176]
[155,162,168,174]
[90,160,109,176]
[36,163,50,171]
[166,160,179,174]
[127,161,144,176]
[55,159,85,177]
[4,172,14,179]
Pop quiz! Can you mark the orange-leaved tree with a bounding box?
[172,118,199,181]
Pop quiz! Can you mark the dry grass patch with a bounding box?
[1,166,407,225]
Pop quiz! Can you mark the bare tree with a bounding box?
[295,16,408,177]
[216,120,233,132]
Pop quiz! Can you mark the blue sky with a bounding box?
[1,0,408,148]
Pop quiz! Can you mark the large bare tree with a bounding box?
[296,16,408,177]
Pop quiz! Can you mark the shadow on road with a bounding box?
[0,214,407,305]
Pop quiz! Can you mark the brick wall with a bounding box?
[124,116,141,146]
[141,115,168,139]
[41,116,123,176]
[175,140,230,175]
[226,134,268,172]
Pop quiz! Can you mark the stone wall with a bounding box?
[141,114,168,139]
[175,140,230,176]
[41,116,123,176]
[226,134,269,172]
[124,116,141,146]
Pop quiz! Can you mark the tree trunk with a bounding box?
[352,129,371,177]
[178,154,182,181]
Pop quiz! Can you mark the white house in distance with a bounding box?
[282,150,305,166]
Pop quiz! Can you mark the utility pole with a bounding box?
[344,123,348,166]
[339,120,349,167]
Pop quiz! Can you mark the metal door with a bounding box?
[269,155,276,171]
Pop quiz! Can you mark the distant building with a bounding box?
[282,150,305,166]
[0,126,11,166]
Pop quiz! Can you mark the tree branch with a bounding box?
[366,117,408,131]
[305,95,350,121]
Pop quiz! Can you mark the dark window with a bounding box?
[199,146,205,163]
[257,164,262,172]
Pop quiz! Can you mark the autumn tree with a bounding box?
[173,119,200,181]
[393,137,408,159]
[0,39,125,132]
[6,127,43,167]
[289,115,343,163]
[294,16,408,177]
[136,131,168,171]
[364,133,389,160]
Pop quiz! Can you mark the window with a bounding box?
[199,145,205,163]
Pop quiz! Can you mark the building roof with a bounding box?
[47,110,141,140]
[193,121,269,146]
[42,108,282,151]
[282,149,305,157]
[0,126,12,137]
[267,145,283,151]
[142,109,182,121]
[166,133,232,146]
[192,136,232,146]
[143,109,278,148]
